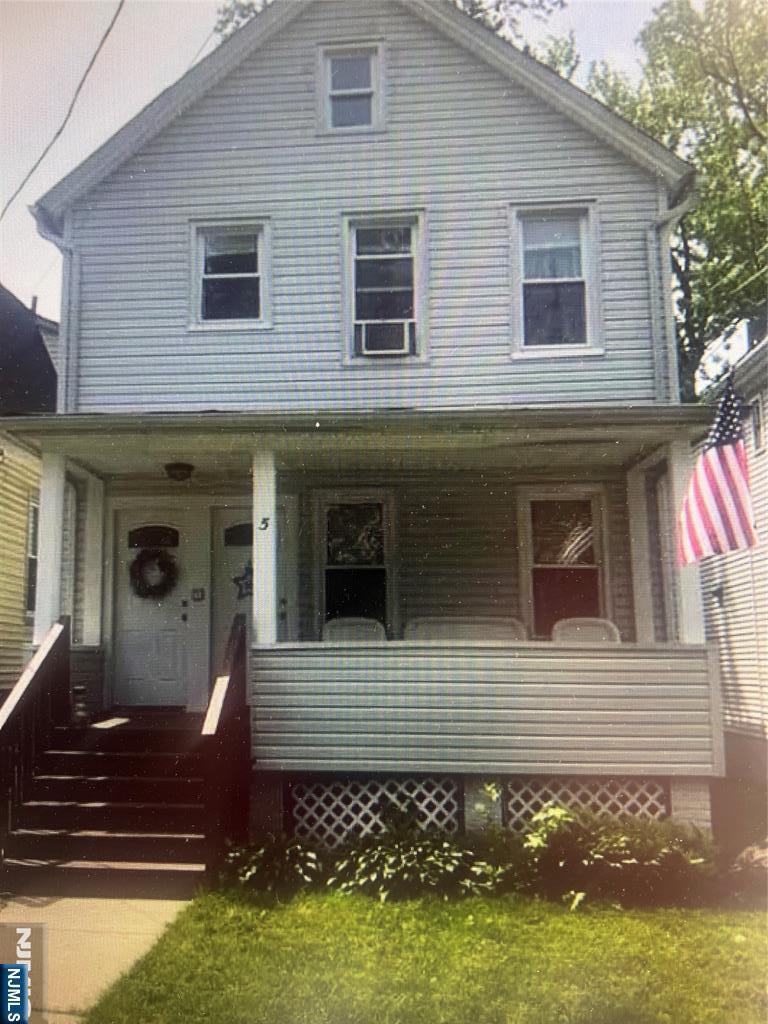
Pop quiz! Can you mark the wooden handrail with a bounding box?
[201,613,249,879]
[0,617,71,864]
[0,622,66,733]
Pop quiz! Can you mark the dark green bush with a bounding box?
[328,833,504,902]
[224,834,324,895]
[520,804,716,907]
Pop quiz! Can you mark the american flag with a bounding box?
[677,377,758,565]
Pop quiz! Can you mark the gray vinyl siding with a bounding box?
[250,642,721,774]
[68,0,666,413]
[286,469,635,641]
[700,355,767,738]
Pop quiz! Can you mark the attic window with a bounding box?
[320,44,384,132]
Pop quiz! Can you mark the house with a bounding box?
[0,0,726,889]
[701,338,767,850]
[0,285,57,695]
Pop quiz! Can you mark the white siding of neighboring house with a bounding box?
[700,344,767,755]
[67,0,671,414]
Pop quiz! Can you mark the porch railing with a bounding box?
[0,618,71,864]
[251,640,725,777]
[201,613,249,879]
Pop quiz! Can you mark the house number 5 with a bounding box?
[258,517,270,531]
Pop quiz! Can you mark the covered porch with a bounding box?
[4,406,723,833]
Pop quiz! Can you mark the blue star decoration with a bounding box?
[233,560,253,600]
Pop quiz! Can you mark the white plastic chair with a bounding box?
[403,616,528,641]
[322,617,387,641]
[551,617,621,644]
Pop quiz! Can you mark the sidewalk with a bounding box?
[0,894,187,1022]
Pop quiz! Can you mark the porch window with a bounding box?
[519,490,606,638]
[315,493,394,634]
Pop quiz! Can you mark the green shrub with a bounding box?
[224,834,324,895]
[521,804,716,907]
[328,833,504,902]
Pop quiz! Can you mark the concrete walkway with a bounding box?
[0,894,187,1022]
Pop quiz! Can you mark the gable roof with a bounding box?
[0,285,57,414]
[33,0,693,237]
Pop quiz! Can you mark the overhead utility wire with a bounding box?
[0,0,126,224]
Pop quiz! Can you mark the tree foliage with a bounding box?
[588,0,767,399]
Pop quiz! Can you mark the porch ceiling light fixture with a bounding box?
[164,461,194,482]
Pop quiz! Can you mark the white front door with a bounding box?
[113,509,210,707]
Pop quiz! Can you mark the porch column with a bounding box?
[33,452,66,644]
[252,451,277,644]
[667,439,706,643]
[626,462,655,643]
[81,474,105,646]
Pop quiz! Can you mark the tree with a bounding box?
[588,0,767,399]
[215,0,564,43]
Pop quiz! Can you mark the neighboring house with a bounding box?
[1,0,730,887]
[700,338,767,842]
[0,285,57,695]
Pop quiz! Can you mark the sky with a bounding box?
[0,0,657,321]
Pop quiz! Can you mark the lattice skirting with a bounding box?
[504,776,669,830]
[288,777,460,848]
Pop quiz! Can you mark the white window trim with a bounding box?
[340,210,429,365]
[317,42,385,135]
[516,484,611,639]
[188,220,272,331]
[312,488,398,639]
[750,396,765,453]
[509,202,603,359]
[25,492,40,620]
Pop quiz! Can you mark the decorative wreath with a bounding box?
[129,547,179,600]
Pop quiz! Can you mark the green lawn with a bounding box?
[86,891,767,1024]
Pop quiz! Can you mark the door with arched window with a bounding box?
[113,509,210,707]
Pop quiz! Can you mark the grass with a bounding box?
[85,890,767,1024]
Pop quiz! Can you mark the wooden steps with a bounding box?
[0,714,209,898]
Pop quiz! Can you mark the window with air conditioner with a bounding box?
[344,216,425,360]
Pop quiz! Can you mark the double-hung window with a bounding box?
[512,206,600,353]
[193,224,270,327]
[320,45,383,131]
[346,217,423,358]
[518,487,608,638]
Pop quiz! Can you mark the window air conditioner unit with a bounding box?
[357,320,414,356]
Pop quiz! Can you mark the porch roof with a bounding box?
[2,405,711,478]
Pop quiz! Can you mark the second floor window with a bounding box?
[522,214,586,346]
[351,222,417,356]
[194,225,269,326]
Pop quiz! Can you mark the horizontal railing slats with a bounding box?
[250,642,723,777]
